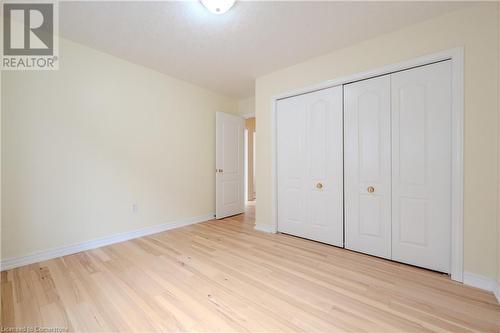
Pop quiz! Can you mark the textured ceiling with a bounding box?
[60,1,471,99]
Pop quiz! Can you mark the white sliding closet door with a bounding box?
[391,61,452,273]
[277,86,343,246]
[344,76,392,259]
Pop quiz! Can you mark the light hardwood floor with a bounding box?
[1,205,499,332]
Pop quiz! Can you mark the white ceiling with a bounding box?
[60,1,471,99]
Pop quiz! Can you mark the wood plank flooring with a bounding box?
[1,205,499,332]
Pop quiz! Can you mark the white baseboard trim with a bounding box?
[254,223,276,233]
[463,271,498,299]
[494,282,500,303]
[0,213,215,271]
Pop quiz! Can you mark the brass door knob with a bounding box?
[367,186,375,193]
[316,182,323,190]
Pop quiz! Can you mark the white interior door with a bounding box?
[216,112,244,219]
[277,86,343,246]
[391,61,452,273]
[344,76,392,259]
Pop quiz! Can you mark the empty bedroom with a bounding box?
[1,1,500,332]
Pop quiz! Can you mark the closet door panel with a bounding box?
[344,76,392,259]
[391,60,452,273]
[277,97,306,228]
[277,86,344,246]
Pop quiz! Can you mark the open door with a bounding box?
[216,112,244,219]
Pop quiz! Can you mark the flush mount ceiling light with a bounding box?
[200,0,236,15]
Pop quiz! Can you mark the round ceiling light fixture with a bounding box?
[200,0,236,15]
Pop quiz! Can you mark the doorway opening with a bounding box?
[244,117,256,209]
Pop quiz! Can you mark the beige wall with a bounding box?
[255,3,499,279]
[238,97,255,117]
[1,37,237,260]
[246,118,256,200]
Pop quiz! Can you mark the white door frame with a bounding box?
[244,128,249,203]
[269,47,464,282]
[242,112,256,119]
